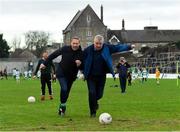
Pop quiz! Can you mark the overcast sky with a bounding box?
[0,0,180,47]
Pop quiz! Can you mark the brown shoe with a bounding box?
[41,95,45,101]
[49,95,53,100]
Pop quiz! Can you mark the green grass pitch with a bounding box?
[1,78,180,130]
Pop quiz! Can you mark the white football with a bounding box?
[28,96,36,103]
[99,113,112,124]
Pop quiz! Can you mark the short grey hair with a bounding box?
[94,35,104,43]
[72,36,80,41]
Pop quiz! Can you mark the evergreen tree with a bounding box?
[0,34,10,58]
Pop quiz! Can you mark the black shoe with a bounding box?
[90,113,96,118]
[58,104,66,116]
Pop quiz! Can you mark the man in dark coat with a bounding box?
[40,37,83,116]
[116,57,130,93]
[83,35,134,117]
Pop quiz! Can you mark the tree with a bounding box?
[12,37,21,50]
[0,34,10,58]
[25,31,50,57]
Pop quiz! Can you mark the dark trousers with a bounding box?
[4,74,8,80]
[40,75,52,95]
[128,79,131,86]
[142,78,147,83]
[87,75,106,114]
[119,76,127,93]
[58,77,74,104]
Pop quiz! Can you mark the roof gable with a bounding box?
[63,4,105,33]
[63,10,84,33]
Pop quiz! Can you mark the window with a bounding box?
[86,30,92,37]
[87,15,91,22]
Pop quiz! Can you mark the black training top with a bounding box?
[44,45,83,81]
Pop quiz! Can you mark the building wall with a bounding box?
[63,32,71,45]
[0,57,39,74]
[0,61,37,74]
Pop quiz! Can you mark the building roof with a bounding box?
[108,29,180,43]
[63,4,105,34]
[19,50,37,59]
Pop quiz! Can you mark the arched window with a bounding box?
[87,15,91,22]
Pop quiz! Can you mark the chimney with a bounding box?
[0,34,3,40]
[122,19,125,30]
[101,5,103,23]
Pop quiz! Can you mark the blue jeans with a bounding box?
[87,75,106,114]
[58,77,73,103]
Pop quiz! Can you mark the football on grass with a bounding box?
[99,113,112,124]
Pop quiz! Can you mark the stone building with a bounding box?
[63,4,107,48]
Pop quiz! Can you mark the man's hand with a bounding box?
[40,64,46,69]
[130,45,136,54]
[79,73,85,80]
[53,74,56,79]
[75,60,82,67]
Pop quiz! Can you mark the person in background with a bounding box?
[15,69,20,83]
[34,51,55,101]
[116,57,130,93]
[0,70,3,80]
[12,68,16,79]
[28,70,32,79]
[3,67,8,80]
[37,70,41,79]
[155,67,160,85]
[137,68,142,83]
[127,70,132,86]
[24,71,28,79]
[142,67,148,83]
